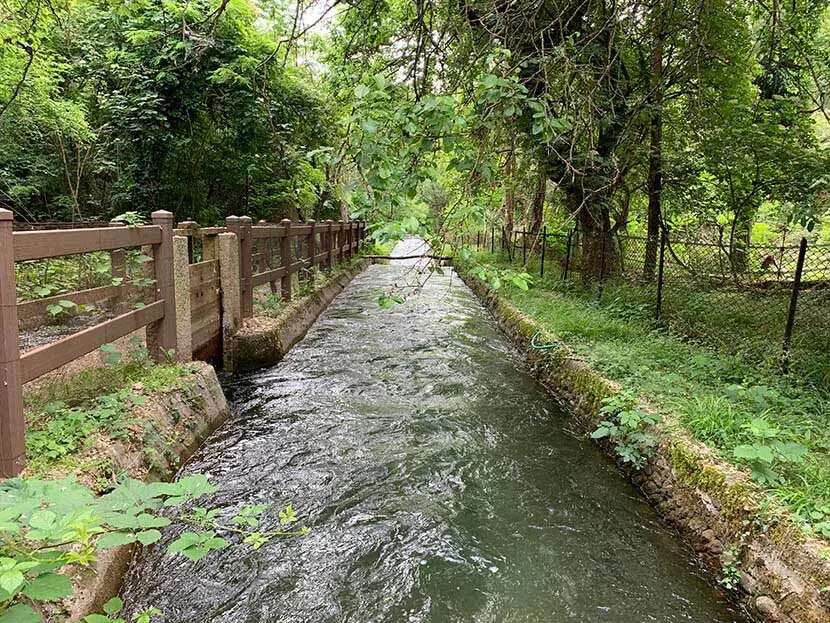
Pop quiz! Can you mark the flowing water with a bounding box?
[122,239,744,623]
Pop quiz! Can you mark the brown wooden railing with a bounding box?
[0,210,367,476]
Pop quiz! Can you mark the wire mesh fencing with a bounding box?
[469,227,830,387]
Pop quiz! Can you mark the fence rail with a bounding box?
[0,211,366,477]
[469,226,830,385]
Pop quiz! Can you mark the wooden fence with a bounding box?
[0,210,366,476]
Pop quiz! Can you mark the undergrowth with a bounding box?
[472,251,830,541]
[24,339,193,478]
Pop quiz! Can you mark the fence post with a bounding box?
[202,232,218,262]
[280,219,293,301]
[522,231,527,265]
[109,220,126,313]
[259,220,278,294]
[491,226,495,253]
[0,209,24,477]
[307,219,317,270]
[172,236,192,362]
[540,226,547,278]
[148,210,177,362]
[563,227,574,281]
[239,217,253,318]
[326,220,335,269]
[218,232,241,371]
[655,229,667,322]
[781,237,808,374]
[597,233,607,301]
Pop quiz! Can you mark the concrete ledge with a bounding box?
[61,362,229,620]
[457,266,830,623]
[232,260,368,371]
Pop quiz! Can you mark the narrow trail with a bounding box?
[122,240,743,623]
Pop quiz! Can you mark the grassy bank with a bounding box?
[472,251,830,541]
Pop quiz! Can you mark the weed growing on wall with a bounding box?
[591,391,661,470]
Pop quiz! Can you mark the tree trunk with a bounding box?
[730,212,752,277]
[567,185,617,282]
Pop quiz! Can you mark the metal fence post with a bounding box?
[597,233,607,301]
[149,210,177,362]
[540,226,547,277]
[781,237,808,374]
[655,228,667,321]
[0,209,24,477]
[563,227,574,281]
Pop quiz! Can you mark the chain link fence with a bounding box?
[469,227,830,387]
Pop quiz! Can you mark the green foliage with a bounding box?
[591,391,661,470]
[377,295,405,309]
[1,0,335,224]
[24,340,191,476]
[732,418,809,486]
[0,475,308,621]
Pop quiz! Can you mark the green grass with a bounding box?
[24,355,194,477]
[473,251,830,539]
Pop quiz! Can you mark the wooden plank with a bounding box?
[18,284,122,321]
[289,259,305,273]
[188,260,219,288]
[192,318,220,352]
[14,226,162,261]
[289,224,312,236]
[252,265,286,286]
[190,295,220,323]
[20,300,164,383]
[251,226,287,240]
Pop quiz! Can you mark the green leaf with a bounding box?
[97,531,138,549]
[0,603,42,623]
[103,596,124,615]
[135,529,162,545]
[0,570,25,595]
[28,510,56,529]
[21,573,73,601]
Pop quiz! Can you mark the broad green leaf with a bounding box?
[21,573,73,601]
[0,603,42,623]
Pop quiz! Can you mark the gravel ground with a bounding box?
[19,310,115,352]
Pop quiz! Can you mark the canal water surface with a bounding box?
[122,240,744,622]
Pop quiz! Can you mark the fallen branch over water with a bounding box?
[363,254,453,261]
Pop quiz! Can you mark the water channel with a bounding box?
[122,239,744,623]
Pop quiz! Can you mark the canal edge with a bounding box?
[455,265,830,623]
